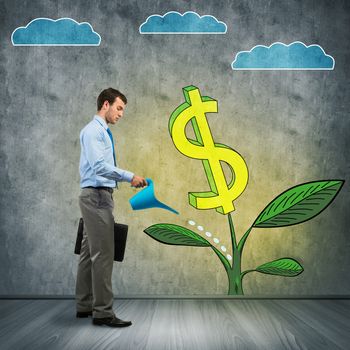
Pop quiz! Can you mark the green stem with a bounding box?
[210,245,231,275]
[227,219,255,295]
[227,245,244,294]
[237,226,253,254]
[228,213,237,251]
[212,217,254,295]
[228,272,244,294]
[241,269,255,280]
[227,214,244,295]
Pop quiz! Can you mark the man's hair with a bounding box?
[97,88,127,110]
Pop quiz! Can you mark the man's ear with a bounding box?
[103,100,110,110]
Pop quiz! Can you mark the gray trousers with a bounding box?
[75,187,115,318]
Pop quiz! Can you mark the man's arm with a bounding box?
[82,128,145,187]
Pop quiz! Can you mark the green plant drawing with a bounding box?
[143,86,345,295]
[144,180,344,295]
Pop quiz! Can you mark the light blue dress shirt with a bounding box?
[79,115,134,188]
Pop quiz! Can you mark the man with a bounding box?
[76,88,146,327]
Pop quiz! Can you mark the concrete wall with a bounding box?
[1,0,349,295]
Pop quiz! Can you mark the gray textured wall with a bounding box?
[1,0,349,296]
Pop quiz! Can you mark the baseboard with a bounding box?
[1,294,350,300]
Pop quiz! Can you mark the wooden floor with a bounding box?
[0,299,349,350]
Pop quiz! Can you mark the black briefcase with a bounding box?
[74,218,128,262]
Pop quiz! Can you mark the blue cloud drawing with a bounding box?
[11,17,101,46]
[139,11,227,34]
[232,41,335,70]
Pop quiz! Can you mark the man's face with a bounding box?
[105,97,126,124]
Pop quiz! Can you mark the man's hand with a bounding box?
[131,175,147,188]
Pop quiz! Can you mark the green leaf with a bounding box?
[144,223,211,247]
[255,258,304,277]
[253,180,344,228]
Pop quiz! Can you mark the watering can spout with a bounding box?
[129,178,179,215]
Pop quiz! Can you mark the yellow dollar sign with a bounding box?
[169,85,248,214]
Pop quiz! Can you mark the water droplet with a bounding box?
[197,225,203,231]
[221,246,227,252]
[205,231,212,237]
[226,254,232,260]
[213,238,219,244]
[188,220,196,226]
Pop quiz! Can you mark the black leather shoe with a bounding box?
[76,311,93,318]
[92,316,132,327]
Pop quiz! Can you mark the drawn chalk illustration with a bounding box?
[169,86,248,214]
[232,41,335,70]
[11,17,101,46]
[144,86,344,295]
[139,11,227,34]
[129,178,179,214]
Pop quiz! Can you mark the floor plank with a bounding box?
[0,299,349,350]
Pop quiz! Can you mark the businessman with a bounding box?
[76,88,146,327]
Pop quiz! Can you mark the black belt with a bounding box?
[83,186,114,193]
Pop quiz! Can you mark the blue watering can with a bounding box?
[129,178,179,215]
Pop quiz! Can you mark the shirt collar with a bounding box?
[93,115,108,130]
